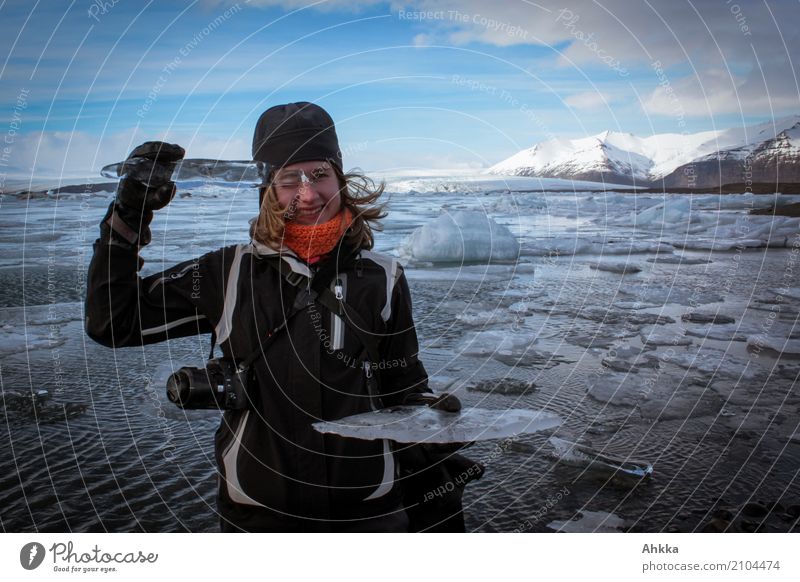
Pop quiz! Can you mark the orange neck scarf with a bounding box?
[283,208,353,263]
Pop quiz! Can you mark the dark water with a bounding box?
[1,247,799,533]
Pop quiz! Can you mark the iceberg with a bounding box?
[400,211,520,263]
[312,405,561,443]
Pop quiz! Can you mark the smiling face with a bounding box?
[271,160,343,225]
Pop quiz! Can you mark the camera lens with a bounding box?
[166,369,192,405]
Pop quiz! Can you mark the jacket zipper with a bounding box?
[330,273,347,350]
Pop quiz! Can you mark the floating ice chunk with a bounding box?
[647,255,711,265]
[673,238,763,251]
[399,211,520,263]
[404,265,514,283]
[613,301,662,310]
[521,238,669,257]
[312,405,561,443]
[747,335,800,355]
[618,284,723,306]
[487,194,547,214]
[456,310,518,327]
[467,378,538,396]
[549,436,653,479]
[547,510,625,533]
[427,376,457,392]
[460,330,536,357]
[520,237,595,257]
[458,330,532,358]
[668,347,756,380]
[458,330,569,368]
[587,371,657,406]
[638,385,725,421]
[600,241,672,254]
[601,345,659,373]
[591,262,642,274]
[743,217,800,248]
[681,312,736,324]
[640,325,692,346]
[564,332,618,349]
[684,323,751,342]
[491,284,547,300]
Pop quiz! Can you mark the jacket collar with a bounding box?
[249,234,360,280]
[249,239,313,278]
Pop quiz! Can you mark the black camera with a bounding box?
[166,358,250,410]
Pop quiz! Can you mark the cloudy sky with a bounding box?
[1,0,798,180]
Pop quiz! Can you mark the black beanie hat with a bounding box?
[252,102,342,173]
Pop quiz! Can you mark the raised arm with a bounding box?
[85,142,217,348]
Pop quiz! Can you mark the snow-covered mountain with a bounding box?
[488,116,800,187]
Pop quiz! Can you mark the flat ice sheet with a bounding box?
[313,405,561,443]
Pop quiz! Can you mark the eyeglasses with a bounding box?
[271,167,337,194]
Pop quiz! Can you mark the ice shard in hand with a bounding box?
[549,436,653,479]
[313,405,562,443]
[101,158,270,188]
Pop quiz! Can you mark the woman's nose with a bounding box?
[297,181,318,201]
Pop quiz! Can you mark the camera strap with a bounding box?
[233,275,318,373]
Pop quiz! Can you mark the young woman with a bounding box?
[85,102,460,532]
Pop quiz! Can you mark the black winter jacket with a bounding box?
[85,226,431,530]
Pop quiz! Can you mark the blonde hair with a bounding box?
[250,165,386,251]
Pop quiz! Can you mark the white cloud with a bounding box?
[412,33,433,47]
[565,91,613,110]
[642,65,800,117]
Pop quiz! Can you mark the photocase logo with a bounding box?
[20,542,46,570]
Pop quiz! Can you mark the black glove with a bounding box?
[403,392,462,413]
[102,141,185,247]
